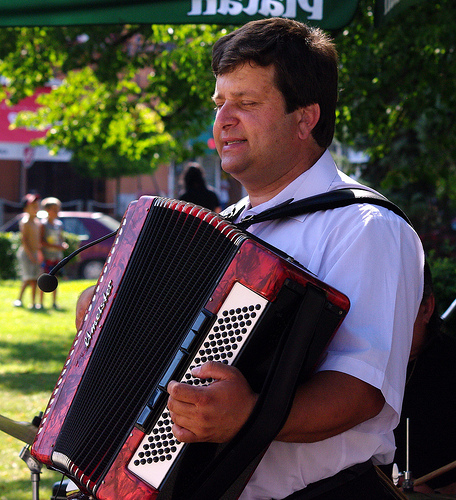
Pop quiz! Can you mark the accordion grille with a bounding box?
[53,202,240,486]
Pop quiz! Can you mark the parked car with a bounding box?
[0,211,120,279]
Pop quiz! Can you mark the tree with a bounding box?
[2,6,456,241]
[0,24,231,179]
[334,0,456,233]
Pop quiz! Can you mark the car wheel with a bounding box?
[80,260,105,280]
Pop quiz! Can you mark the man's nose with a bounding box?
[215,102,238,129]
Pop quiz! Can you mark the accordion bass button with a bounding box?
[148,388,165,408]
[158,350,186,390]
[181,330,198,352]
[181,310,215,351]
[136,406,153,433]
[136,389,166,433]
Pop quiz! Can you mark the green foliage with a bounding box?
[62,231,81,257]
[1,24,233,178]
[335,0,456,234]
[0,27,67,103]
[0,233,19,280]
[16,67,175,178]
[59,231,82,278]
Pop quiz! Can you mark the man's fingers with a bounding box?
[191,360,240,381]
[166,361,257,443]
[75,285,96,330]
[167,380,213,442]
[171,422,199,443]
[167,379,204,405]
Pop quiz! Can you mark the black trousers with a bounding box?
[283,461,401,500]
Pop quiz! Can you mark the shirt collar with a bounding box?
[241,150,338,219]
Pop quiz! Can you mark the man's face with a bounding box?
[212,63,305,198]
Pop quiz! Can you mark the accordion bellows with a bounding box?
[31,196,350,500]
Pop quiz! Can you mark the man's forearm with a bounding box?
[275,370,385,443]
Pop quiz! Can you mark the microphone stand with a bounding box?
[402,418,414,491]
[392,418,414,493]
[20,446,42,500]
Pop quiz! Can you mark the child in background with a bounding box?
[39,197,68,309]
[14,193,43,309]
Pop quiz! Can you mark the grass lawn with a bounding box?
[0,279,95,500]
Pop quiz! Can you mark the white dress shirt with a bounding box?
[230,150,424,500]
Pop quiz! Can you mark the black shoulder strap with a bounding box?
[226,188,412,230]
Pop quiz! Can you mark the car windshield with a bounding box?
[94,214,121,232]
[61,218,90,240]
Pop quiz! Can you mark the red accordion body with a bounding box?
[31,196,350,500]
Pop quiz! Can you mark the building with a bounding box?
[0,88,235,225]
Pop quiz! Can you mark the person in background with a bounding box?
[14,193,43,310]
[179,162,222,212]
[39,197,68,309]
[392,263,456,496]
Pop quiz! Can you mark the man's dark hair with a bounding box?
[212,17,339,148]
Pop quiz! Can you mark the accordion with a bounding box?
[31,196,350,500]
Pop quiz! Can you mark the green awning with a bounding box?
[0,0,359,29]
[0,0,431,30]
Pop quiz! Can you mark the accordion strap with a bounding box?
[225,188,412,229]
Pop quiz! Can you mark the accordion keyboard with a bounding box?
[128,282,268,488]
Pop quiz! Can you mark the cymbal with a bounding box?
[0,414,38,445]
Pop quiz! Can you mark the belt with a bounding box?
[282,460,374,500]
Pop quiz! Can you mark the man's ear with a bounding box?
[297,103,320,140]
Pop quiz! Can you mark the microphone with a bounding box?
[38,229,119,292]
[38,273,59,293]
